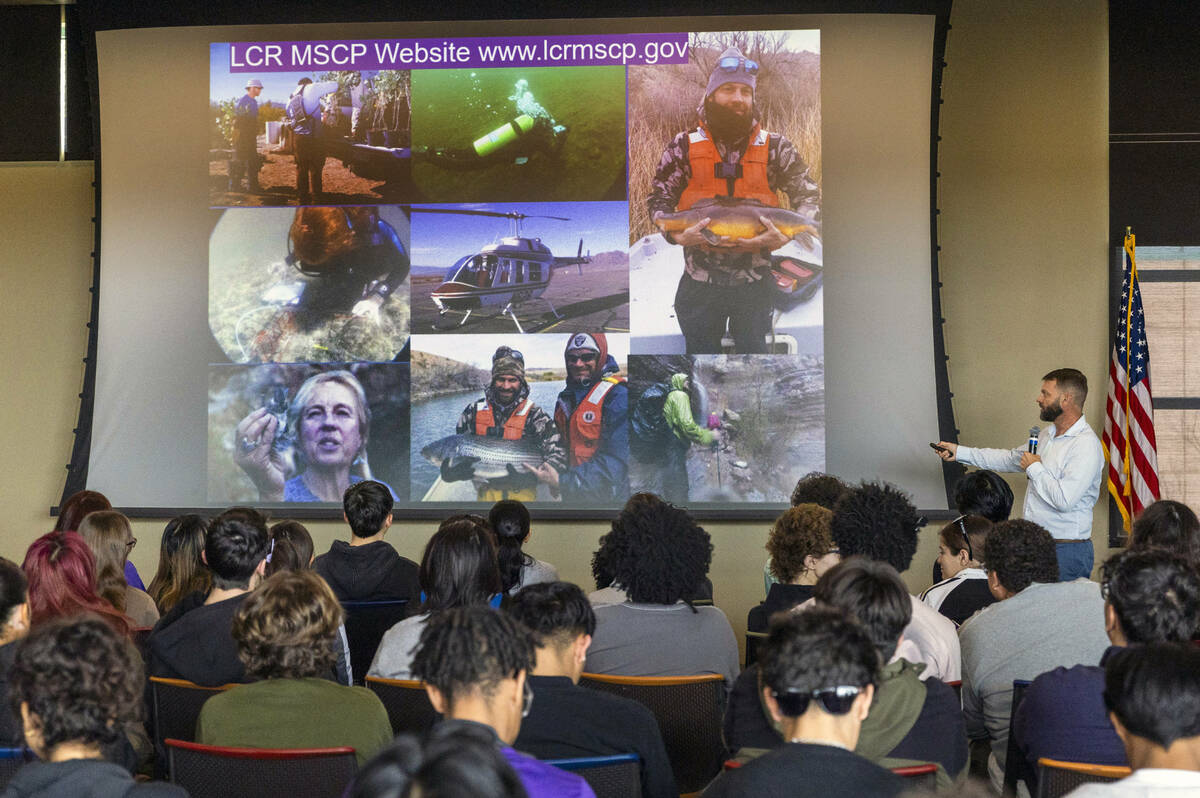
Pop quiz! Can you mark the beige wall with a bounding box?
[0,0,1110,654]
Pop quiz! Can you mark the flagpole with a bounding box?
[1121,229,1136,524]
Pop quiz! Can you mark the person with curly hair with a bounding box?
[146,515,211,616]
[0,559,30,746]
[919,514,996,625]
[77,511,159,628]
[196,569,391,766]
[748,504,838,633]
[959,519,1110,790]
[829,481,960,683]
[583,494,738,688]
[368,515,503,681]
[789,471,850,510]
[410,607,595,798]
[1128,499,1200,567]
[1011,549,1200,794]
[4,616,185,796]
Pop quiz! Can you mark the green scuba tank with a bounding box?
[473,114,535,158]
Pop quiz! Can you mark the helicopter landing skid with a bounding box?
[433,307,473,330]
[499,296,561,334]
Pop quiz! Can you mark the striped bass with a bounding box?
[420,434,545,480]
[654,199,818,246]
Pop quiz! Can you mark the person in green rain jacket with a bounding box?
[661,373,717,504]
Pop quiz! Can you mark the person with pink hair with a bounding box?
[22,531,133,638]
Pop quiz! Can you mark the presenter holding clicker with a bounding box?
[931,368,1103,581]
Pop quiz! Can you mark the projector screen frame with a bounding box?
[63,0,960,521]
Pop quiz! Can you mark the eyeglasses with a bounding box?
[954,515,974,561]
[126,538,138,549]
[521,679,534,718]
[566,352,598,364]
[772,685,863,717]
[718,55,759,75]
[493,347,524,364]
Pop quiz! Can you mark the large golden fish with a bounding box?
[654,199,818,246]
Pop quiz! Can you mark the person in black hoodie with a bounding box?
[3,616,185,797]
[146,507,269,687]
[747,504,839,633]
[314,480,419,603]
[0,559,30,747]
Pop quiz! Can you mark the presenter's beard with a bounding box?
[704,99,754,143]
[1039,400,1063,422]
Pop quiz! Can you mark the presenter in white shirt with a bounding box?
[932,368,1103,581]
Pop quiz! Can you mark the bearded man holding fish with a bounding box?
[649,47,821,354]
[433,346,567,502]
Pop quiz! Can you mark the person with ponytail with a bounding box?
[78,511,160,628]
[489,500,557,595]
[22,531,133,638]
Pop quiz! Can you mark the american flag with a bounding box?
[1102,231,1160,531]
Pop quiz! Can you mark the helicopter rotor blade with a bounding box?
[409,208,571,222]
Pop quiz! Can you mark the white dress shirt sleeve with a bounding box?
[955,444,1023,473]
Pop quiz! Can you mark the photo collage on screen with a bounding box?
[206,29,825,508]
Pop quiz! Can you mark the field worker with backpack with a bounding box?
[660,373,719,504]
[287,77,338,205]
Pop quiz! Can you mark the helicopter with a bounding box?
[415,207,590,333]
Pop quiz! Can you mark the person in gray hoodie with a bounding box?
[2,616,185,797]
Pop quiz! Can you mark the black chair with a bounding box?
[1002,679,1032,797]
[547,753,642,798]
[342,600,408,685]
[365,676,440,736]
[1036,759,1130,798]
[149,677,232,748]
[166,738,357,798]
[0,748,32,790]
[580,673,725,795]
[892,763,939,792]
[744,631,768,667]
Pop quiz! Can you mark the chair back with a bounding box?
[892,762,939,791]
[1002,679,1032,797]
[166,738,357,798]
[0,748,31,791]
[150,677,234,747]
[744,631,768,667]
[342,600,409,685]
[579,672,726,794]
[547,753,641,798]
[365,676,440,736]
[1035,759,1131,798]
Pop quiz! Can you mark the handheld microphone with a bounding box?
[1028,426,1040,454]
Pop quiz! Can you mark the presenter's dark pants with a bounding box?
[663,436,690,505]
[1056,539,1094,581]
[674,273,773,354]
[294,134,325,203]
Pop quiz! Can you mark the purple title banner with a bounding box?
[227,33,689,72]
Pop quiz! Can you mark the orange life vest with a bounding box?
[677,123,778,210]
[555,377,624,468]
[475,397,531,440]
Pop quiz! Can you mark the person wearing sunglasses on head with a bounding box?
[703,606,904,798]
[920,514,997,626]
[534,333,629,505]
[648,47,821,355]
[443,346,567,502]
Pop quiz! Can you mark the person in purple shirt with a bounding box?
[410,606,595,798]
[1013,548,1200,792]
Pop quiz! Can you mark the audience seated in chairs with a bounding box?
[702,607,905,797]
[959,519,1110,790]
[195,569,392,766]
[583,495,738,688]
[505,581,676,798]
[1013,548,1200,790]
[1126,499,1200,567]
[0,559,30,747]
[829,481,961,683]
[368,515,502,681]
[490,500,558,596]
[145,515,211,617]
[919,514,996,626]
[1060,643,1200,796]
[4,616,185,796]
[727,557,968,789]
[350,722,528,798]
[748,504,838,634]
[77,510,160,628]
[147,507,269,687]
[315,481,420,604]
[409,606,595,798]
